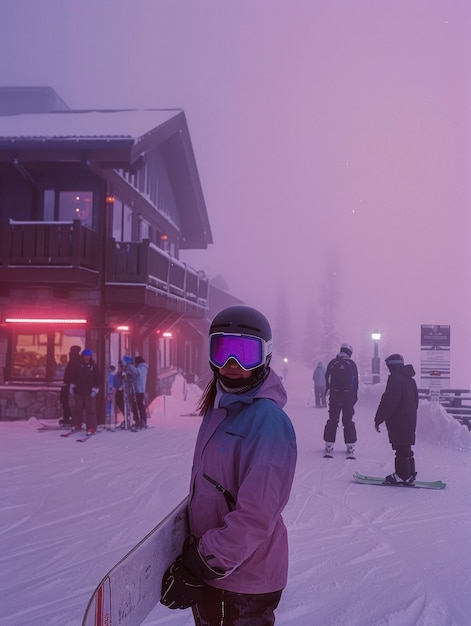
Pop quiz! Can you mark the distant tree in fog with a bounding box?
[319,249,343,358]
[300,298,322,367]
[273,283,292,360]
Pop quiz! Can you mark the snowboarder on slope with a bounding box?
[374,354,418,485]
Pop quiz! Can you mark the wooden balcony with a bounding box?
[0,220,208,314]
[105,239,208,314]
[0,219,101,287]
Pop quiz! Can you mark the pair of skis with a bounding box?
[323,449,355,460]
[60,429,99,443]
[36,422,99,442]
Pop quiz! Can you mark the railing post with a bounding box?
[71,219,82,268]
[137,239,151,282]
[105,238,116,282]
[1,219,11,267]
[182,263,188,300]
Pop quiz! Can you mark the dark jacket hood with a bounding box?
[389,363,416,377]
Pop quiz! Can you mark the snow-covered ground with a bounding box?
[2,359,471,626]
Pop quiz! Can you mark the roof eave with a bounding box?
[0,137,135,164]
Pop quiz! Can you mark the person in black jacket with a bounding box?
[374,354,418,485]
[113,360,125,417]
[70,349,100,435]
[59,345,81,426]
[323,343,359,458]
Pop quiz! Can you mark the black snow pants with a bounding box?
[192,585,282,626]
[392,444,416,480]
[323,390,357,444]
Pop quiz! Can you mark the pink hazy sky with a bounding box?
[1,0,470,381]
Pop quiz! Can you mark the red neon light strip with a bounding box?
[5,318,87,324]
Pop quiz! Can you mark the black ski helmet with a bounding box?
[209,306,273,388]
[210,306,272,350]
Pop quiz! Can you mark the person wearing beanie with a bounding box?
[160,306,297,624]
[69,349,101,435]
[374,354,419,485]
[323,343,359,458]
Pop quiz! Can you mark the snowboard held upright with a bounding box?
[82,496,189,626]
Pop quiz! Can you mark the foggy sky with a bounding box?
[1,0,471,383]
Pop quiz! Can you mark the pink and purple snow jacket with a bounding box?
[188,369,297,594]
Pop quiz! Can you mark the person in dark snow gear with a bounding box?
[69,349,100,435]
[323,343,359,457]
[160,306,297,625]
[312,361,327,408]
[59,345,81,426]
[374,354,418,485]
[113,360,125,417]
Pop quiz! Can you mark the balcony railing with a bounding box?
[0,219,100,269]
[0,220,208,308]
[107,239,208,306]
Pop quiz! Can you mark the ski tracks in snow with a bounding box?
[278,389,468,626]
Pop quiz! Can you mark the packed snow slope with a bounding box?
[2,360,471,626]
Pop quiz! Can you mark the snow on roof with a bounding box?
[0,109,181,142]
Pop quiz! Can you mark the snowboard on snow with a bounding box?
[81,496,189,626]
[353,471,446,490]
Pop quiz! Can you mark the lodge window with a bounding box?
[158,336,173,370]
[112,200,132,242]
[112,198,152,243]
[10,331,85,382]
[43,189,94,228]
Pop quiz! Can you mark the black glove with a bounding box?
[160,540,224,610]
[375,423,381,433]
[160,560,203,609]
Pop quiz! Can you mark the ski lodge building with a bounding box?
[0,87,237,421]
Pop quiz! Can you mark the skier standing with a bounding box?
[160,306,297,625]
[106,365,116,427]
[374,354,418,485]
[126,356,149,429]
[323,343,359,458]
[113,360,125,418]
[70,349,100,435]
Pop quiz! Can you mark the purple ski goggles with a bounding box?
[209,333,270,371]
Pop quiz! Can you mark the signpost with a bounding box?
[420,325,450,397]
